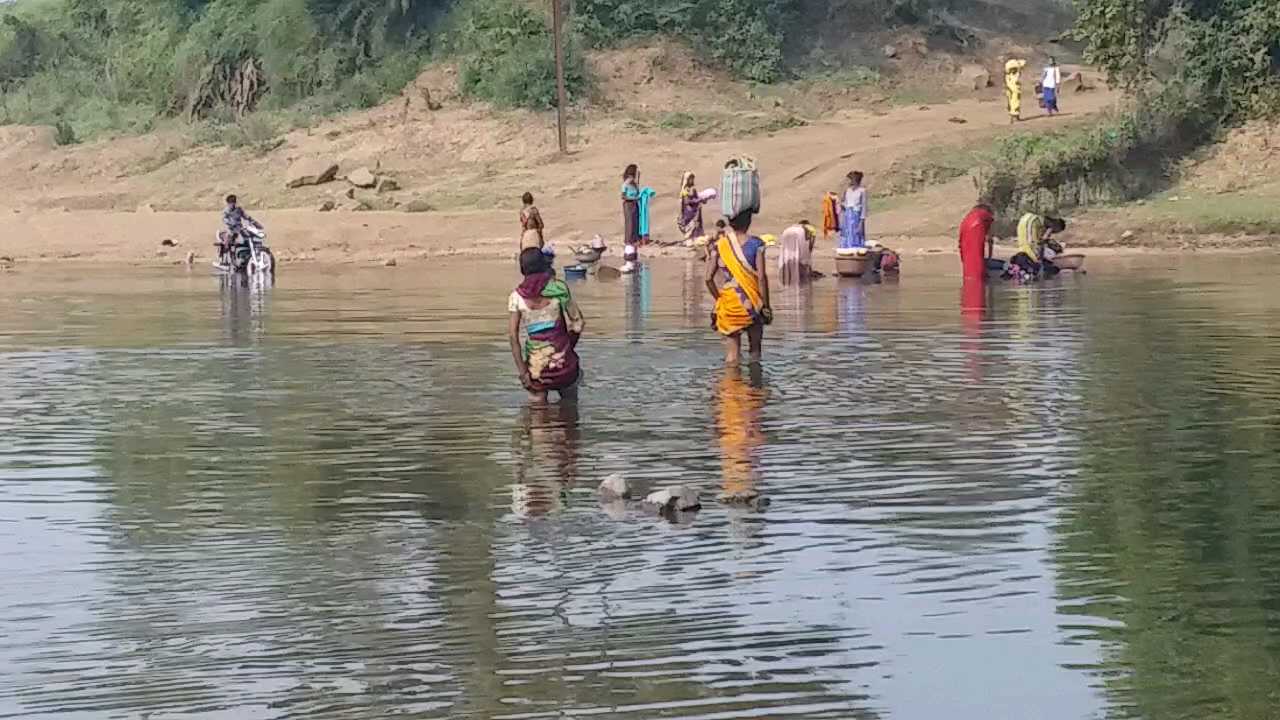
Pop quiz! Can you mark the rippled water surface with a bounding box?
[3,257,1280,720]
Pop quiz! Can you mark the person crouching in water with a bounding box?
[778,220,818,283]
[508,248,585,402]
[1007,213,1067,280]
[705,210,772,365]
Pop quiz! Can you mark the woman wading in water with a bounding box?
[706,210,771,365]
[508,248,585,402]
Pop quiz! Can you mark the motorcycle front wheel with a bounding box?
[250,249,275,277]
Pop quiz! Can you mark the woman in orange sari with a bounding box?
[705,211,771,365]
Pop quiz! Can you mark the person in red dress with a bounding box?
[958,204,995,281]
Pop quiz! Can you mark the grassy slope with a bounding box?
[1075,121,1280,246]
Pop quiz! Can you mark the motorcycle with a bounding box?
[215,222,276,277]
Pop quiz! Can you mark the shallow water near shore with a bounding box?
[2,257,1279,720]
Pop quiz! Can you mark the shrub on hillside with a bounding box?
[446,0,588,109]
[574,0,796,82]
[0,0,439,139]
[975,81,1220,216]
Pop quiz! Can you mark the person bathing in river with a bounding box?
[839,171,868,249]
[1007,213,1067,279]
[508,248,585,402]
[706,210,771,365]
[519,192,544,251]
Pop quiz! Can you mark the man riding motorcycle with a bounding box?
[219,194,259,265]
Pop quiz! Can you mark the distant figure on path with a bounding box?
[958,204,995,281]
[1041,58,1062,115]
[839,171,868,249]
[678,171,708,243]
[1005,58,1027,123]
[706,211,771,365]
[519,192,544,251]
[508,248,585,403]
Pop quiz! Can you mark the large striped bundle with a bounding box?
[720,156,760,219]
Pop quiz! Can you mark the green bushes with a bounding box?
[0,0,441,139]
[574,0,797,82]
[975,82,1220,215]
[1074,0,1280,117]
[445,0,588,109]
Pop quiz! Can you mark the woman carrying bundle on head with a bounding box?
[1005,57,1028,123]
[706,210,772,366]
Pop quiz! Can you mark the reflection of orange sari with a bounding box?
[714,230,763,336]
[718,371,765,496]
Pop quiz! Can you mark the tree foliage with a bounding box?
[445,0,587,109]
[1074,0,1280,113]
[0,0,448,134]
[574,0,798,82]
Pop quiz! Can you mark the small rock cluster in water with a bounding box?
[596,474,768,521]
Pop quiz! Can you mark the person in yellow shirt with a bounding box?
[1005,58,1027,123]
[1009,212,1066,278]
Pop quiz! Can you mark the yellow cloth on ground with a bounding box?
[1005,59,1026,117]
[1017,212,1045,258]
[714,230,763,337]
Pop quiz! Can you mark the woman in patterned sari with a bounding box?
[677,171,707,243]
[705,210,772,365]
[508,248,585,402]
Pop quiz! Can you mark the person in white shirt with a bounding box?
[1042,57,1062,115]
[839,171,868,249]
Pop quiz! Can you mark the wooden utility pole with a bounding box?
[550,0,569,154]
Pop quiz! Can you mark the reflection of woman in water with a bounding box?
[836,280,869,340]
[511,401,581,518]
[717,366,766,499]
[961,280,993,382]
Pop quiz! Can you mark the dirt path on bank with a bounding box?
[0,79,1119,266]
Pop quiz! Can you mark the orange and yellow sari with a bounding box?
[718,370,765,497]
[714,229,763,336]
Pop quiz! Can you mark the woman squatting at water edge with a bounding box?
[706,210,772,366]
[508,248,585,402]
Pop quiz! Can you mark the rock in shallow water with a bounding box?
[598,473,630,499]
[645,486,701,511]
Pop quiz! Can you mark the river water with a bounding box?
[1,257,1278,720]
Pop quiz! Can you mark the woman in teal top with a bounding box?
[621,164,641,248]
